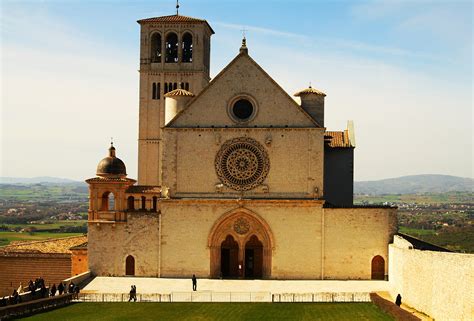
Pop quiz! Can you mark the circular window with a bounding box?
[232,99,254,120]
[215,137,270,191]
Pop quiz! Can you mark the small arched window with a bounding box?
[150,33,162,63]
[165,33,178,63]
[127,196,135,210]
[182,32,193,63]
[185,83,189,91]
[141,196,146,210]
[173,82,177,90]
[101,192,115,211]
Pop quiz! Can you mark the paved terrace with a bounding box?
[83,277,389,294]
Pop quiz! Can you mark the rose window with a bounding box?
[215,137,270,191]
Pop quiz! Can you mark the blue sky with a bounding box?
[1,0,472,181]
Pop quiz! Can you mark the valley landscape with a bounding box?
[0,174,472,252]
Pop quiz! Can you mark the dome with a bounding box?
[96,143,127,178]
[294,85,326,97]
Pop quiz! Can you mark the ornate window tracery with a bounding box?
[215,137,270,191]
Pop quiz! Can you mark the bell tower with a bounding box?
[137,12,214,185]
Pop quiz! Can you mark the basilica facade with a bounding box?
[86,13,397,280]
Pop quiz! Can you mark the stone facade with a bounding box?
[85,13,397,281]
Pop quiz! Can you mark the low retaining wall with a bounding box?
[0,294,73,321]
[389,236,474,320]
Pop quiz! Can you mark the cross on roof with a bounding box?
[241,27,248,39]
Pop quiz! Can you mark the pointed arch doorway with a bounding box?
[220,235,239,278]
[208,209,273,279]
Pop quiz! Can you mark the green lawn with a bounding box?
[20,302,392,321]
[0,231,83,246]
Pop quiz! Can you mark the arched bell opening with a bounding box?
[165,32,178,63]
[100,191,115,211]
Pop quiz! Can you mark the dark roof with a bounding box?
[127,186,162,194]
[96,144,127,178]
[325,130,353,148]
[324,203,396,209]
[69,242,88,250]
[137,14,215,34]
[398,233,452,252]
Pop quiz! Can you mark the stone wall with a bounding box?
[0,254,71,296]
[389,236,474,320]
[324,207,397,279]
[159,200,395,280]
[87,211,160,276]
[162,128,324,199]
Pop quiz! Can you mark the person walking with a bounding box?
[192,274,197,291]
[395,294,402,307]
[50,284,57,297]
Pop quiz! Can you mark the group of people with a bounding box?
[0,277,82,307]
[128,285,137,302]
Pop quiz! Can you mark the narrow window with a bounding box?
[180,82,184,89]
[164,83,168,94]
[173,83,177,90]
[150,33,162,63]
[182,33,193,62]
[127,196,135,210]
[157,83,161,99]
[152,196,158,212]
[152,83,157,100]
[185,82,189,91]
[165,33,178,63]
[141,196,146,210]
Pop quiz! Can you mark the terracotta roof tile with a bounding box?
[164,88,195,97]
[137,15,215,34]
[0,235,87,254]
[325,130,353,148]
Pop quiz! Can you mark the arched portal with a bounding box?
[245,235,263,278]
[208,208,273,279]
[125,255,135,276]
[220,235,239,278]
[371,255,385,280]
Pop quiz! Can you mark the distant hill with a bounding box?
[355,175,474,195]
[0,176,80,184]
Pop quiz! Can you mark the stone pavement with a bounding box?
[83,277,390,294]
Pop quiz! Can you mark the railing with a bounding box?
[79,292,371,303]
[0,294,72,321]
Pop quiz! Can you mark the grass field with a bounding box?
[20,302,392,321]
[3,220,87,230]
[0,231,83,246]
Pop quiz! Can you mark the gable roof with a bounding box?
[166,51,321,128]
